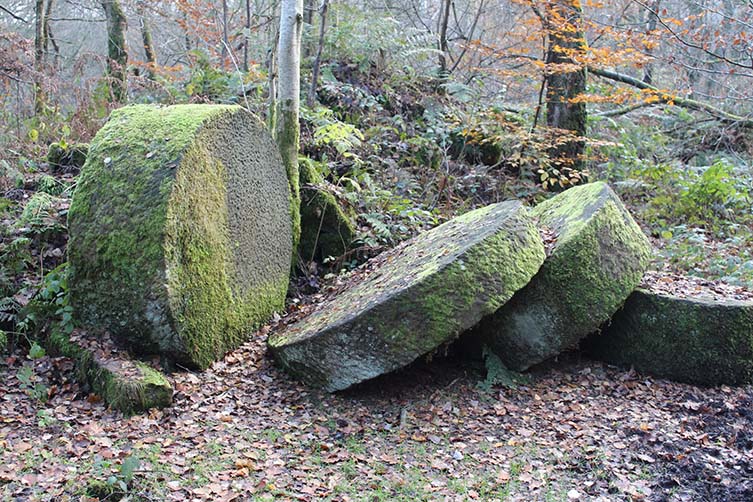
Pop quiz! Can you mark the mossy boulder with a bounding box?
[585,289,753,386]
[47,330,173,414]
[268,200,545,391]
[47,142,88,173]
[299,158,354,262]
[468,182,651,371]
[68,104,292,369]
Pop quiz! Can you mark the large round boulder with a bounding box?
[586,288,753,386]
[468,182,651,371]
[68,104,292,369]
[268,200,546,391]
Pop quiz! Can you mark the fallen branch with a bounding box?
[589,67,753,127]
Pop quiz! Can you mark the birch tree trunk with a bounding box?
[276,0,304,256]
[102,0,128,103]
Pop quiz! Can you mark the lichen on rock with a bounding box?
[268,200,545,391]
[467,182,651,371]
[298,157,354,263]
[68,104,292,369]
[585,289,753,386]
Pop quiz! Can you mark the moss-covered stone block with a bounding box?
[299,158,354,262]
[68,104,292,369]
[268,200,545,391]
[47,329,173,414]
[585,289,753,386]
[47,142,88,173]
[469,182,651,371]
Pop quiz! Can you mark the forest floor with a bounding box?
[2,319,753,501]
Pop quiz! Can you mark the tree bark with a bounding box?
[307,0,328,107]
[137,1,156,79]
[642,0,660,85]
[276,0,303,256]
[437,0,451,80]
[34,0,46,114]
[544,0,587,170]
[102,0,128,103]
[243,0,252,71]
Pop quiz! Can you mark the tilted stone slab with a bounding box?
[48,330,173,414]
[469,182,651,371]
[68,104,292,369]
[585,289,753,386]
[268,200,545,391]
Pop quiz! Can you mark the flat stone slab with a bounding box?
[468,182,651,371]
[268,200,545,391]
[68,104,291,369]
[49,329,172,414]
[585,288,753,386]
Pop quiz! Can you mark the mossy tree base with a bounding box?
[68,104,292,369]
[47,329,172,414]
[298,158,354,263]
[46,142,88,173]
[269,200,545,391]
[467,182,651,371]
[585,289,753,386]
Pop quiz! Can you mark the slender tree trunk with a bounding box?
[544,0,587,170]
[307,0,328,107]
[44,0,60,71]
[102,0,128,103]
[244,0,252,71]
[643,0,660,85]
[276,0,303,256]
[302,0,315,57]
[34,0,46,114]
[137,1,157,79]
[221,0,229,68]
[437,0,451,80]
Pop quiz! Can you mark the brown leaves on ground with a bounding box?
[2,333,752,501]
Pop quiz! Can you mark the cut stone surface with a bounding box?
[48,329,173,414]
[585,289,753,386]
[469,182,651,371]
[68,104,291,369]
[268,200,545,391]
[298,158,354,262]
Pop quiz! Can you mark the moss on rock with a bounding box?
[47,329,173,414]
[298,158,354,262]
[585,289,753,386]
[468,182,651,371]
[47,142,88,173]
[268,200,545,391]
[68,104,292,369]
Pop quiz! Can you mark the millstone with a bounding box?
[468,182,651,371]
[268,200,545,391]
[68,104,292,369]
[585,289,753,385]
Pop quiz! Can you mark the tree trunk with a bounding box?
[44,0,60,70]
[221,0,229,69]
[34,0,46,114]
[244,0,252,71]
[102,0,128,103]
[307,0,328,107]
[276,0,303,257]
[643,0,660,85]
[544,0,587,170]
[437,0,451,80]
[137,1,156,79]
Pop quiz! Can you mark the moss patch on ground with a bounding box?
[269,200,545,391]
[585,289,753,385]
[68,104,291,369]
[468,182,651,371]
